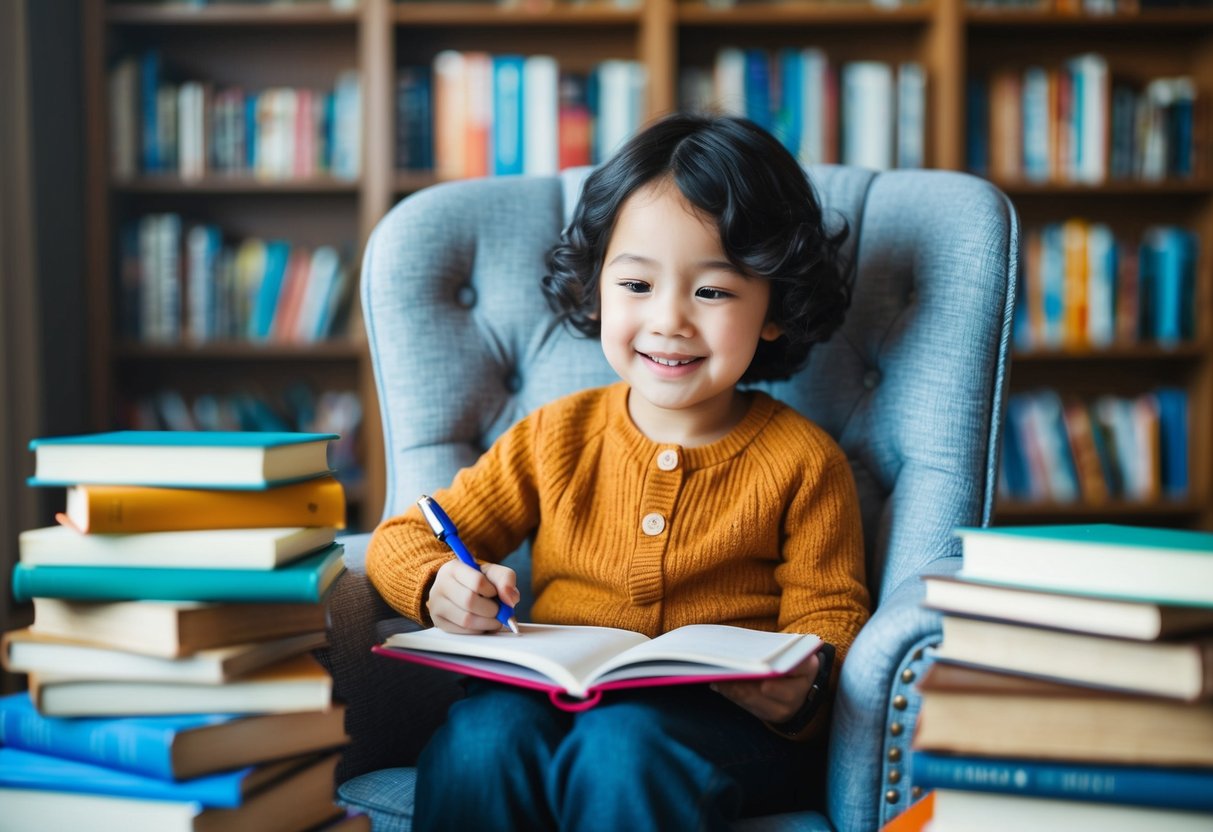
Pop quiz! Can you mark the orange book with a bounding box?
[880,792,934,832]
[463,51,492,179]
[1061,398,1108,503]
[1061,218,1087,348]
[60,476,346,533]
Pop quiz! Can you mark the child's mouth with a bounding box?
[639,352,703,374]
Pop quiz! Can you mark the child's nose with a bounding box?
[650,294,693,336]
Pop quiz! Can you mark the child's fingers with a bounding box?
[480,563,521,606]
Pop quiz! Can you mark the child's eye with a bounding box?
[695,287,734,300]
[617,280,651,294]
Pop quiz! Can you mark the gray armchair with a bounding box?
[317,165,1018,832]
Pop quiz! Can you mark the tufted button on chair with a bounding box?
[315,164,1019,832]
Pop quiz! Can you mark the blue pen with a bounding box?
[418,494,520,635]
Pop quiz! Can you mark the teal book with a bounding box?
[0,746,296,808]
[954,524,1213,607]
[11,543,344,604]
[28,430,337,489]
[0,693,348,781]
[912,750,1213,812]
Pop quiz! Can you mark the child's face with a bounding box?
[598,179,781,434]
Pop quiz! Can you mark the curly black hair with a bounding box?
[542,112,851,382]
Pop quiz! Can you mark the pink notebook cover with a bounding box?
[371,644,789,712]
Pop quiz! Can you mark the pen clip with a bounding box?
[417,494,452,541]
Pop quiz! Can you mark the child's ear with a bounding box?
[760,321,782,342]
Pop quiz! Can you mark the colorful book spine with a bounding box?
[0,746,254,808]
[912,751,1213,812]
[0,693,231,781]
[10,543,344,604]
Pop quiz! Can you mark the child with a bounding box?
[366,113,871,831]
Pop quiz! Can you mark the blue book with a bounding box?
[1156,387,1189,498]
[11,542,344,603]
[0,693,348,781]
[774,48,802,157]
[743,49,772,131]
[139,50,161,173]
[249,240,292,340]
[912,751,1213,812]
[29,429,337,489]
[0,746,283,808]
[492,55,526,176]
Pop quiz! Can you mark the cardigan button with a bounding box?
[657,449,679,471]
[642,513,666,536]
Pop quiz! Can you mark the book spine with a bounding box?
[911,751,1213,812]
[11,543,341,604]
[0,747,245,807]
[0,696,176,780]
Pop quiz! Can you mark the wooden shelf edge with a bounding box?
[966,7,1213,27]
[113,175,361,195]
[995,498,1204,519]
[113,341,366,360]
[393,1,642,26]
[677,0,936,25]
[107,2,362,26]
[1012,342,1209,362]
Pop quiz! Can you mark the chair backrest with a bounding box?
[362,165,1018,606]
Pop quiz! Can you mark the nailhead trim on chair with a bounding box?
[878,638,939,827]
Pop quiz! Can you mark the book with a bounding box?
[935,615,1213,700]
[61,476,347,533]
[912,664,1213,767]
[953,524,1213,606]
[2,628,327,685]
[929,789,1213,832]
[0,692,347,780]
[27,653,334,717]
[0,746,315,808]
[374,623,822,711]
[922,575,1213,641]
[11,541,345,604]
[30,597,327,658]
[911,751,1213,813]
[879,792,934,832]
[0,750,342,831]
[20,525,336,570]
[28,430,338,489]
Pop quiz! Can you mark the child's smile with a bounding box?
[598,177,781,446]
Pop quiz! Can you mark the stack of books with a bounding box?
[911,524,1213,830]
[1,430,362,830]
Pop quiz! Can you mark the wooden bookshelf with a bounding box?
[82,0,1213,531]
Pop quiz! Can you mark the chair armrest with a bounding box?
[824,557,961,832]
[314,533,464,782]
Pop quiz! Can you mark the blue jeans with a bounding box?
[413,680,823,832]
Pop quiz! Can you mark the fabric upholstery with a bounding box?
[314,165,1018,832]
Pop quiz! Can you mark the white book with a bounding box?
[432,51,467,180]
[896,62,925,169]
[841,61,893,170]
[27,653,334,717]
[186,224,220,343]
[2,628,327,685]
[523,55,559,176]
[797,48,828,165]
[931,789,1213,832]
[294,245,341,342]
[596,60,645,164]
[713,47,746,118]
[18,524,336,570]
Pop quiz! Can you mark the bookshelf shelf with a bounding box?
[106,3,362,26]
[82,0,1213,531]
[677,3,936,25]
[113,176,361,195]
[113,341,365,361]
[393,3,642,25]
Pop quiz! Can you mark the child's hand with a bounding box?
[427,559,520,634]
[712,653,820,724]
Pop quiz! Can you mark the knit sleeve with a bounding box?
[775,455,871,661]
[365,411,543,624]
